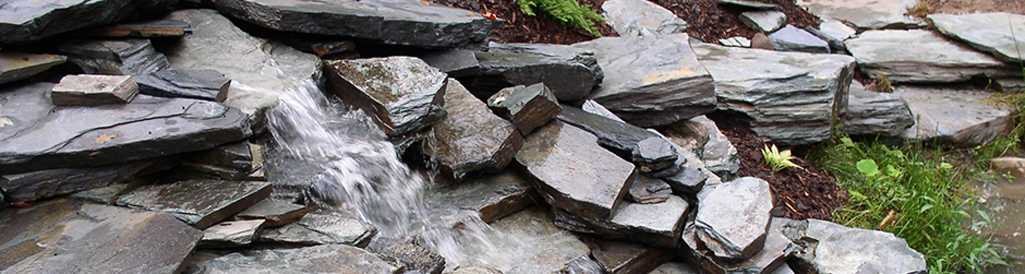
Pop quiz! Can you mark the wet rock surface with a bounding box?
[602,0,688,37]
[929,13,1025,63]
[487,83,562,135]
[368,237,446,274]
[235,199,309,227]
[424,170,535,223]
[136,69,232,102]
[558,106,662,158]
[258,209,378,247]
[0,52,66,85]
[554,195,689,248]
[471,43,603,101]
[50,74,138,106]
[0,158,165,202]
[487,207,593,274]
[116,179,272,228]
[785,219,927,274]
[59,39,169,75]
[201,219,265,248]
[178,141,264,180]
[421,49,480,78]
[694,177,774,260]
[186,244,400,274]
[845,30,1020,83]
[897,85,1014,146]
[842,81,914,136]
[768,25,830,53]
[796,0,924,29]
[0,0,178,44]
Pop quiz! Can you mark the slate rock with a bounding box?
[424,170,535,223]
[740,11,786,33]
[784,219,927,274]
[0,158,164,202]
[554,195,689,248]
[662,166,708,194]
[719,37,751,48]
[688,116,739,175]
[844,30,1021,83]
[796,0,925,29]
[78,19,193,38]
[185,245,400,274]
[515,121,636,220]
[179,141,265,180]
[420,49,480,78]
[282,39,357,59]
[117,179,271,229]
[472,43,603,101]
[258,209,378,248]
[929,13,1025,63]
[0,82,251,173]
[324,57,447,136]
[581,237,675,274]
[488,207,593,274]
[896,85,1015,146]
[558,105,660,158]
[136,69,231,102]
[487,83,563,135]
[842,81,914,136]
[201,219,266,248]
[648,262,700,274]
[681,217,796,274]
[692,42,855,145]
[573,34,716,127]
[717,0,780,10]
[212,0,498,48]
[235,199,309,227]
[51,74,138,106]
[0,199,201,274]
[452,266,504,274]
[581,99,626,122]
[0,0,178,45]
[424,79,522,181]
[808,19,856,51]
[768,25,830,53]
[59,39,170,75]
[368,237,446,274]
[0,52,66,85]
[647,155,686,179]
[694,177,773,260]
[633,137,679,172]
[68,182,133,205]
[602,0,688,37]
[627,173,673,204]
[650,129,724,186]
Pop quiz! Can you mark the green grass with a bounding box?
[517,0,605,36]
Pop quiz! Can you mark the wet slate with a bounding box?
[0,158,164,202]
[50,74,138,106]
[179,141,264,180]
[424,170,535,223]
[420,49,480,78]
[558,105,661,158]
[0,82,251,173]
[324,57,447,136]
[235,199,309,227]
[602,0,689,37]
[842,81,914,136]
[930,13,1025,63]
[185,245,400,274]
[487,83,563,135]
[627,173,673,204]
[768,25,830,54]
[694,177,773,261]
[78,19,193,38]
[554,195,690,248]
[581,99,626,122]
[59,39,170,75]
[845,30,1020,83]
[488,207,593,274]
[0,0,178,45]
[784,219,927,274]
[681,217,796,274]
[258,209,378,248]
[0,52,66,85]
[116,179,272,229]
[581,237,675,274]
[896,85,1014,146]
[472,43,603,101]
[136,69,232,102]
[368,237,446,274]
[201,219,266,248]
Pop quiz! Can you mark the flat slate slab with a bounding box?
[201,219,266,248]
[235,199,309,227]
[0,0,177,45]
[558,105,665,160]
[602,0,688,37]
[186,245,400,274]
[0,199,201,274]
[258,210,378,248]
[845,30,1020,83]
[472,43,604,101]
[420,49,480,78]
[487,83,563,135]
[929,13,1025,63]
[50,74,138,106]
[896,85,1015,146]
[740,10,786,33]
[117,179,272,229]
[0,158,165,202]
[0,82,251,173]
[694,177,774,261]
[136,69,232,102]
[78,19,193,38]
[842,81,914,136]
[768,25,830,53]
[581,237,674,274]
[784,219,927,274]
[487,207,593,274]
[59,39,169,75]
[796,0,924,29]
[627,173,673,204]
[0,52,66,85]
[424,170,535,223]
[808,19,857,51]
[554,195,690,248]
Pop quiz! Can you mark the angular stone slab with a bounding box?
[930,13,1025,63]
[663,166,708,194]
[694,177,773,260]
[424,79,522,181]
[0,82,251,173]
[648,262,701,274]
[424,170,535,223]
[117,179,271,229]
[808,19,856,51]
[179,141,264,180]
[581,237,675,274]
[720,36,752,48]
[324,57,447,136]
[185,245,400,274]
[488,207,593,274]
[0,52,66,85]
[784,219,927,274]
[258,210,377,248]
[633,137,679,172]
[51,74,138,105]
[59,39,170,75]
[602,0,688,37]
[212,0,498,48]
[487,83,563,135]
[201,219,266,248]
[236,199,308,227]
[79,19,193,38]
[0,0,177,45]
[473,43,603,101]
[664,116,739,176]
[554,195,689,248]
[897,85,1014,146]
[740,11,786,33]
[0,158,163,202]
[573,34,716,127]
[515,121,636,220]
[796,0,925,29]
[768,25,830,54]
[558,105,663,158]
[136,69,231,102]
[682,217,796,274]
[420,49,479,78]
[717,0,780,10]
[627,173,673,204]
[0,199,201,274]
[692,42,855,145]
[845,30,1020,83]
[367,237,445,274]
[842,81,914,136]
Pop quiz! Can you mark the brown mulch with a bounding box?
[653,0,821,42]
[922,0,1025,15]
[428,0,617,44]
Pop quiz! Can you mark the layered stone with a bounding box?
[602,0,688,37]
[842,81,914,136]
[487,83,563,135]
[50,74,138,106]
[768,25,830,53]
[0,52,66,85]
[136,69,232,102]
[694,177,774,260]
[929,13,1025,63]
[0,0,178,44]
[845,30,1020,83]
[424,170,535,223]
[59,39,169,75]
[116,179,272,229]
[784,219,927,274]
[796,0,925,29]
[258,210,377,247]
[897,85,1015,146]
[554,195,690,248]
[472,43,603,101]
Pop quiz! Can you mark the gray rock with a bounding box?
[235,199,309,227]
[136,69,231,102]
[694,177,773,260]
[0,158,165,202]
[580,99,626,122]
[844,30,1021,83]
[324,57,447,136]
[78,19,194,38]
[367,237,445,274]
[0,199,201,274]
[258,209,378,248]
[59,39,169,75]
[633,137,679,172]
[602,0,688,37]
[179,141,265,180]
[573,34,716,127]
[0,0,178,45]
[648,262,700,274]
[282,39,357,59]
[717,0,780,10]
[994,78,1025,92]
[627,173,673,204]
[897,85,1015,146]
[796,0,925,29]
[740,11,786,33]
[488,207,592,274]
[650,129,724,186]
[185,245,400,274]
[452,266,504,274]
[117,179,272,229]
[212,0,498,48]
[0,82,251,173]
[558,106,662,158]
[581,237,675,274]
[692,42,855,145]
[691,116,739,175]
[421,49,480,78]
[51,74,138,105]
[487,83,563,135]
[473,43,603,101]
[808,19,856,51]
[516,121,636,220]
[842,81,914,136]
[68,182,133,204]
[201,219,266,248]
[424,79,522,181]
[768,25,830,53]
[662,166,708,194]
[719,37,752,48]
[929,13,1025,63]
[0,52,66,85]
[784,219,927,274]
[424,170,534,223]
[681,217,796,274]
[647,155,686,178]
[554,195,689,248]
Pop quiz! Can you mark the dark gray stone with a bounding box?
[368,237,445,274]
[573,34,716,127]
[0,82,251,173]
[324,57,447,136]
[488,207,593,274]
[201,219,266,248]
[647,155,686,178]
[258,209,378,248]
[68,182,133,205]
[116,179,272,229]
[421,49,480,78]
[78,20,193,38]
[896,85,1015,146]
[0,52,66,85]
[235,199,309,227]
[50,74,139,106]
[633,137,679,172]
[473,43,603,101]
[663,166,708,194]
[136,69,231,102]
[59,39,170,75]
[554,195,689,248]
[581,237,675,274]
[185,245,400,274]
[558,105,661,158]
[0,0,178,45]
[784,219,927,274]
[0,158,165,202]
[601,0,688,37]
[842,81,914,136]
[681,217,797,274]
[768,25,830,54]
[717,0,780,10]
[424,170,535,223]
[179,141,265,180]
[694,177,773,261]
[740,11,786,33]
[930,13,1025,63]
[845,30,1021,83]
[487,83,563,135]
[627,173,673,204]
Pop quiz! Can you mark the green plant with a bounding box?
[762,144,803,172]
[517,0,605,36]
[876,73,894,93]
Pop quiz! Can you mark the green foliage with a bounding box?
[761,144,803,172]
[517,0,605,36]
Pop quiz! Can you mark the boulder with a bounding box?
[929,13,1025,63]
[601,0,688,37]
[554,195,690,248]
[720,36,752,48]
[740,11,786,33]
[487,207,593,274]
[472,43,603,101]
[842,81,914,136]
[367,237,446,274]
[136,69,232,102]
[627,173,673,204]
[116,179,272,229]
[258,209,378,248]
[50,74,138,106]
[784,219,927,274]
[487,83,563,135]
[692,42,855,145]
[201,219,266,248]
[768,25,830,53]
[185,245,400,274]
[796,0,925,29]
[648,262,700,274]
[212,0,498,48]
[845,30,1020,83]
[807,19,856,51]
[323,57,447,136]
[681,217,796,274]
[0,199,201,274]
[178,141,265,180]
[717,0,780,10]
[59,39,169,75]
[235,199,309,227]
[581,237,675,274]
[694,177,773,260]
[515,121,636,220]
[0,52,66,85]
[421,49,480,78]
[78,19,193,38]
[573,34,716,127]
[0,82,251,173]
[896,85,1015,146]
[0,0,178,45]
[424,170,535,223]
[558,106,664,159]
[0,158,167,202]
[423,79,522,180]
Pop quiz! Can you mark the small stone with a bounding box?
[796,0,925,29]
[51,74,138,105]
[558,105,661,159]
[694,177,773,260]
[845,30,1019,83]
[930,13,1025,63]
[179,141,264,180]
[420,49,480,78]
[0,52,66,85]
[582,237,675,274]
[751,33,774,50]
[235,199,309,227]
[602,0,689,37]
[682,217,796,274]
[768,25,830,53]
[78,20,193,38]
[186,244,400,273]
[808,19,856,51]
[258,209,378,248]
[554,195,690,248]
[633,137,679,172]
[663,166,708,194]
[487,83,563,135]
[842,81,914,136]
[717,0,780,10]
[116,179,272,229]
[201,219,265,248]
[580,99,626,122]
[627,173,673,204]
[897,85,1014,146]
[740,11,786,33]
[719,36,751,48]
[368,237,446,274]
[136,69,231,102]
[472,43,603,101]
[59,39,169,75]
[784,219,927,274]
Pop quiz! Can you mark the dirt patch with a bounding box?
[923,0,1025,16]
[429,0,616,44]
[650,0,820,42]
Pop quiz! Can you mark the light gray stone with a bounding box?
[580,99,626,122]
[235,199,309,227]
[796,0,925,29]
[185,245,400,274]
[136,69,231,102]
[51,74,138,105]
[768,25,830,53]
[719,37,751,48]
[633,137,679,172]
[784,219,927,274]
[581,237,675,274]
[929,13,1025,63]
[845,30,1020,83]
[473,43,603,101]
[663,116,739,176]
[897,85,1015,146]
[424,170,534,223]
[740,11,786,33]
[842,81,914,136]
[554,195,689,248]
[201,219,266,248]
[0,52,66,85]
[59,39,169,75]
[808,19,856,51]
[488,207,593,274]
[258,209,377,248]
[117,179,272,229]
[421,49,480,78]
[487,83,562,135]
[602,0,688,37]
[694,177,773,261]
[682,217,796,274]
[0,0,178,44]
[0,158,166,202]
